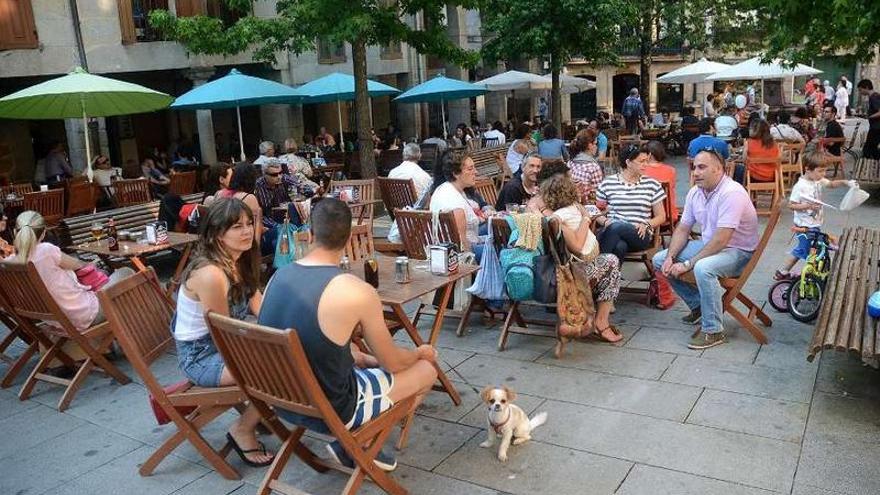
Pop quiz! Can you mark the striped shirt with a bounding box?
[597,174,665,224]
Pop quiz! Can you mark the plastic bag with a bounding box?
[467,218,507,301]
[840,183,870,212]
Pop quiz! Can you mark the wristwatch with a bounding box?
[682,259,692,270]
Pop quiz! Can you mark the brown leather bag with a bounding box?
[546,220,591,357]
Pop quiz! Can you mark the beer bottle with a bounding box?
[364,255,379,288]
[279,213,290,256]
[107,218,119,251]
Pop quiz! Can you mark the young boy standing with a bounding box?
[775,151,854,280]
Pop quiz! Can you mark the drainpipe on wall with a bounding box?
[68,0,88,70]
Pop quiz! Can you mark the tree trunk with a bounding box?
[639,6,653,114]
[550,52,563,131]
[352,37,376,178]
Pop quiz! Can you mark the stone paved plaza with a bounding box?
[2,157,880,495]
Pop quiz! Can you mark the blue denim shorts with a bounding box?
[791,228,820,260]
[175,335,225,387]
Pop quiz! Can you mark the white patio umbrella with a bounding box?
[707,57,822,105]
[542,74,596,94]
[476,70,551,92]
[656,58,731,84]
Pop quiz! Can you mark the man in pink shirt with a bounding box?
[652,149,759,349]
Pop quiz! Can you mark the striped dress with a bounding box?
[596,174,665,224]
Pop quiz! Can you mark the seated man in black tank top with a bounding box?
[258,198,439,471]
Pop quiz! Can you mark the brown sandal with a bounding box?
[590,325,623,343]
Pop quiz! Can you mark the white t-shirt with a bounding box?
[429,182,481,244]
[93,168,114,187]
[771,124,805,143]
[483,129,506,145]
[553,205,599,258]
[389,161,432,202]
[714,115,738,137]
[790,176,831,228]
[703,101,716,118]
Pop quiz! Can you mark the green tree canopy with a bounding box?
[480,0,634,129]
[745,0,879,64]
[150,0,479,177]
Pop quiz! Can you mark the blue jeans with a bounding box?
[652,241,753,333]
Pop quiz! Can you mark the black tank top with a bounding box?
[258,263,357,422]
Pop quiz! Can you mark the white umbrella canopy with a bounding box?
[707,57,822,81]
[476,70,551,92]
[656,58,732,84]
[542,74,596,94]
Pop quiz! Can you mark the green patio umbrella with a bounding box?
[0,67,173,179]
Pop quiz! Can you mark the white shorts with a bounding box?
[345,367,395,430]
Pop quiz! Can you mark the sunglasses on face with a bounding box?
[265,171,281,177]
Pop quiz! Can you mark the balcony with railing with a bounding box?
[132,0,168,42]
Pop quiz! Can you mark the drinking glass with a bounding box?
[90,223,104,241]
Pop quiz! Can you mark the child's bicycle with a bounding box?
[768,227,836,323]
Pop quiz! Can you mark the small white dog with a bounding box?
[479,385,547,462]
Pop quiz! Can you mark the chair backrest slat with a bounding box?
[330,179,376,222]
[115,178,152,207]
[474,178,498,209]
[97,269,174,368]
[376,177,417,220]
[207,313,336,420]
[345,223,374,262]
[169,171,197,196]
[65,181,98,217]
[23,189,64,225]
[1,183,33,197]
[0,261,74,330]
[394,209,460,260]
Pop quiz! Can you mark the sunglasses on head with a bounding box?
[696,146,725,163]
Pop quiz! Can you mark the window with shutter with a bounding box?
[0,0,38,50]
[175,0,205,17]
[117,0,136,44]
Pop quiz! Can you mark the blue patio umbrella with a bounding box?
[394,76,487,138]
[171,68,302,160]
[292,72,400,147]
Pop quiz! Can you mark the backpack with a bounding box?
[499,216,543,301]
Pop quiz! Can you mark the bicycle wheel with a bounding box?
[788,277,824,323]
[768,280,792,312]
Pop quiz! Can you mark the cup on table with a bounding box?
[39,185,48,192]
[505,203,518,214]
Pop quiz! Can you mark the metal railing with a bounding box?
[132,0,168,42]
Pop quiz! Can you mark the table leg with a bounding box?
[130,256,148,272]
[389,303,461,406]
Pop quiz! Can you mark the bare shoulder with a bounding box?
[186,264,228,291]
[324,274,375,306]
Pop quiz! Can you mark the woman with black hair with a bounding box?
[537,124,569,161]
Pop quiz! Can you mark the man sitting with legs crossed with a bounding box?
[652,149,759,349]
[259,198,439,470]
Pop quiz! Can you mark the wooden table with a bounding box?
[808,227,880,367]
[355,255,479,447]
[72,232,199,295]
[276,198,382,225]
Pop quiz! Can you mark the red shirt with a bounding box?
[643,163,678,221]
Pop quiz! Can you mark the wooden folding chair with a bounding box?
[393,209,459,260]
[680,202,781,344]
[23,189,64,226]
[493,153,513,188]
[0,261,130,411]
[206,312,416,495]
[168,171,197,196]
[1,182,33,197]
[0,296,40,389]
[819,137,847,178]
[474,177,499,209]
[376,177,416,221]
[65,180,98,217]
[779,142,805,194]
[330,179,376,225]
[97,268,246,480]
[744,157,782,216]
[345,224,375,262]
[620,183,672,304]
[115,178,152,207]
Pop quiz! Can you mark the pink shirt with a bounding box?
[29,243,98,331]
[681,176,759,251]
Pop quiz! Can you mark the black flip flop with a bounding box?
[225,432,274,467]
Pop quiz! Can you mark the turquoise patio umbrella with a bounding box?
[0,67,172,179]
[293,72,400,147]
[171,68,303,161]
[394,76,487,138]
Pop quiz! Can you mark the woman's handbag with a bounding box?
[467,217,506,301]
[532,218,566,304]
[546,219,591,358]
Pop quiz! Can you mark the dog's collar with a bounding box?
[489,409,511,434]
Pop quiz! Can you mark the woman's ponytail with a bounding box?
[13,210,46,262]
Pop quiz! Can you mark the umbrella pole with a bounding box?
[441,98,447,140]
[82,103,93,181]
[337,100,345,149]
[236,106,245,161]
[369,98,373,128]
